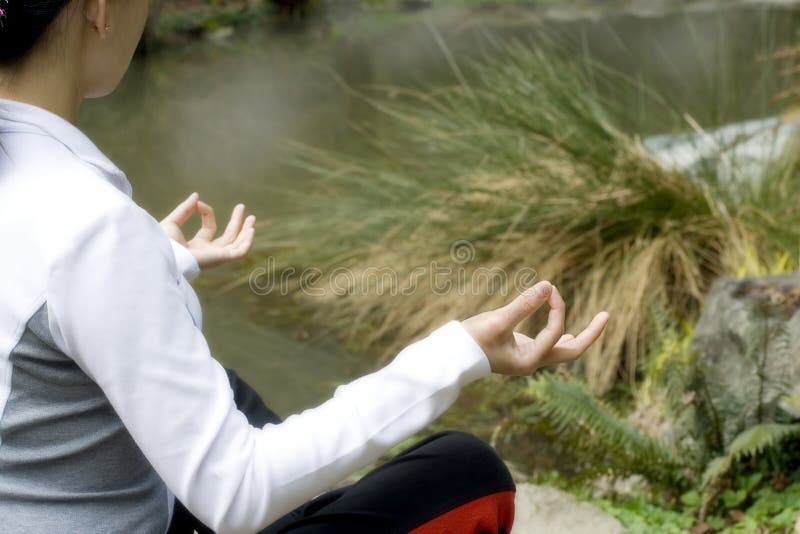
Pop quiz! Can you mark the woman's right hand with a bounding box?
[462,281,609,376]
[160,192,256,271]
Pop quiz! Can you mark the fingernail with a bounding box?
[534,281,552,297]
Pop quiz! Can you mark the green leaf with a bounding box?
[707,515,725,530]
[680,490,702,507]
[738,472,763,493]
[780,394,800,418]
[767,507,799,529]
[702,423,800,486]
[720,488,748,509]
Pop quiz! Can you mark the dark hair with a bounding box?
[0,0,71,64]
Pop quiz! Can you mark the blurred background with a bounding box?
[80,1,800,531]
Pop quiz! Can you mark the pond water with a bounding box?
[79,2,800,420]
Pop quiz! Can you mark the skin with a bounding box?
[0,0,256,267]
[160,192,256,269]
[0,0,149,122]
[463,281,609,375]
[0,2,610,374]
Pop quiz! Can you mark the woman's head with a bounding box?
[0,0,149,98]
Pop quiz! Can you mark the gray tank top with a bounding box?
[0,303,169,533]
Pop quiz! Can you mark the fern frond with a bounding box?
[780,394,800,419]
[520,374,683,482]
[702,456,731,486]
[701,423,800,486]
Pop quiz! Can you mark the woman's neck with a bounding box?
[0,54,83,124]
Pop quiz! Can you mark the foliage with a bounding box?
[517,374,682,484]
[702,424,800,487]
[735,244,800,279]
[739,482,800,532]
[526,470,800,533]
[193,15,800,531]
[692,294,800,489]
[151,3,269,43]
[259,39,800,393]
[595,496,695,534]
[596,482,800,534]
[144,0,325,47]
[511,297,800,530]
[632,309,698,452]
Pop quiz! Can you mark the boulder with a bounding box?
[692,274,800,442]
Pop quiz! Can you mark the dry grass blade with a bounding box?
[259,40,799,392]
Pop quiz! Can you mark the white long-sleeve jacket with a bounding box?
[0,97,491,533]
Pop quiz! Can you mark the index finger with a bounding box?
[528,284,566,358]
[496,281,553,329]
[194,200,218,241]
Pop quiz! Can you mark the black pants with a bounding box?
[167,369,516,534]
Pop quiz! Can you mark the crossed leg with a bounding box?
[168,369,516,534]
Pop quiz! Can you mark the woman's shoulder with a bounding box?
[0,133,178,333]
[1,136,165,268]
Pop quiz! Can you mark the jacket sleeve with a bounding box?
[45,200,491,534]
[169,238,201,282]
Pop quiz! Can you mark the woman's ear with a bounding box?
[83,0,109,40]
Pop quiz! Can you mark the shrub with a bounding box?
[262,41,799,392]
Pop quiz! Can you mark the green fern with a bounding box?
[780,394,800,418]
[701,423,800,486]
[511,300,800,505]
[519,374,683,483]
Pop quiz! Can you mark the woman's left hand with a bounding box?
[160,192,256,270]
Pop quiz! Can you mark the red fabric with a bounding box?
[408,490,516,534]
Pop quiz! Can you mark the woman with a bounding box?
[0,2,610,533]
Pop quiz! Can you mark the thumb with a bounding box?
[496,281,552,329]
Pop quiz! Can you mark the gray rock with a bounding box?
[643,116,800,183]
[692,274,800,442]
[513,483,622,534]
